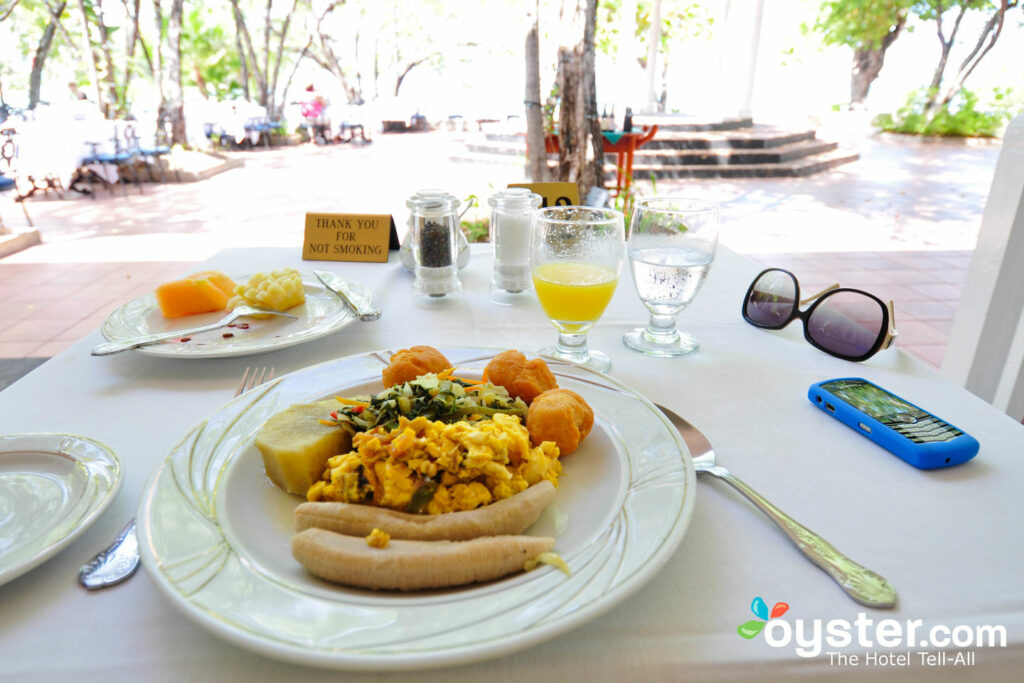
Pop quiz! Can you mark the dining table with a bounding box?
[1,242,1022,682]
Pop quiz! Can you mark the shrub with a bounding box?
[461,218,489,243]
[873,88,1019,138]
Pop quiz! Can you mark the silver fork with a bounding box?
[90,306,296,356]
[235,366,275,396]
[658,403,898,609]
[78,366,277,590]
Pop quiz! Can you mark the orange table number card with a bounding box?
[302,213,400,263]
[508,182,580,208]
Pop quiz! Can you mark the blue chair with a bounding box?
[130,125,180,183]
[80,124,144,197]
[244,116,273,148]
[0,171,33,231]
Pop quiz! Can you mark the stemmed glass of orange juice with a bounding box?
[530,206,626,372]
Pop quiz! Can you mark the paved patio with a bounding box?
[0,130,1001,379]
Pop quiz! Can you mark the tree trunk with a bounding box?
[262,0,273,106]
[93,0,121,114]
[279,38,311,114]
[557,46,584,184]
[76,0,108,117]
[28,1,68,109]
[230,0,265,101]
[850,48,881,105]
[555,0,601,200]
[925,5,968,112]
[269,0,301,116]
[154,0,170,139]
[310,2,356,102]
[153,0,165,112]
[937,0,1017,108]
[581,0,603,197]
[119,0,142,116]
[236,27,250,99]
[524,0,549,182]
[850,13,905,106]
[165,0,186,144]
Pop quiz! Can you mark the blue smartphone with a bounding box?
[808,378,979,469]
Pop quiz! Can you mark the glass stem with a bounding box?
[556,331,590,360]
[646,313,680,340]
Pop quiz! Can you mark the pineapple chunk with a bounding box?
[228,268,306,316]
[255,399,351,496]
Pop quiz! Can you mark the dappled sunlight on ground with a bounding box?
[653,136,998,254]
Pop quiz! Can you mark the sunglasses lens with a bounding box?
[745,270,797,326]
[806,292,885,359]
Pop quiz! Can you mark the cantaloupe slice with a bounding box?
[188,270,236,298]
[155,272,235,318]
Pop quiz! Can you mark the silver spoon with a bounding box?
[90,305,297,355]
[659,403,898,609]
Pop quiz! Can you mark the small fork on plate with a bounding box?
[235,366,276,396]
[78,366,277,590]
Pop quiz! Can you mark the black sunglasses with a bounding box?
[741,268,898,362]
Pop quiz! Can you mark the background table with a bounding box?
[1,244,1022,681]
[545,127,658,199]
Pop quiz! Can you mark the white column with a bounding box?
[942,113,1024,421]
[644,0,662,113]
[738,0,765,120]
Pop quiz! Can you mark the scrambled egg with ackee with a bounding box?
[307,413,561,514]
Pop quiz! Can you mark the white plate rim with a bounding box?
[0,433,123,586]
[99,273,362,359]
[136,347,696,670]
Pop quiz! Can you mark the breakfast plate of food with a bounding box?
[0,434,122,586]
[99,269,368,359]
[136,346,695,670]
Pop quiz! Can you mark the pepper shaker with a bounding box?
[407,191,462,304]
[488,188,543,305]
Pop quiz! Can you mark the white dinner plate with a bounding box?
[100,273,363,359]
[137,348,696,671]
[0,434,123,586]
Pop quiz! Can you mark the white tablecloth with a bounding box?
[2,245,1022,682]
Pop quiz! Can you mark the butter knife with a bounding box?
[314,270,381,321]
[78,519,139,590]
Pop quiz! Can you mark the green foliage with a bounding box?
[460,218,490,243]
[909,0,999,23]
[812,0,912,49]
[614,171,657,235]
[596,0,713,62]
[181,7,243,100]
[873,88,1019,137]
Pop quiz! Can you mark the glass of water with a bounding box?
[623,198,719,357]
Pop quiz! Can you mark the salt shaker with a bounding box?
[407,190,462,304]
[488,187,542,305]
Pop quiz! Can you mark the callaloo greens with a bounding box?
[324,373,527,433]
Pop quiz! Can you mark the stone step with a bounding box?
[449,150,525,166]
[466,141,525,156]
[473,125,818,152]
[482,132,528,144]
[631,139,838,166]
[644,126,817,150]
[628,148,860,179]
[631,115,753,132]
